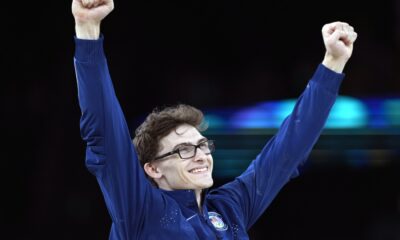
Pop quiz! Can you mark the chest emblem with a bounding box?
[208,211,228,231]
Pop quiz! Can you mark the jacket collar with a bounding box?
[161,189,209,214]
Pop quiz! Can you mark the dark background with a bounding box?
[2,0,400,239]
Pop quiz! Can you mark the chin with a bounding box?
[200,178,214,189]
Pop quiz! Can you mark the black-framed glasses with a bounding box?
[154,140,215,161]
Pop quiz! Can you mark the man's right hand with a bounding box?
[321,21,357,73]
[72,0,114,39]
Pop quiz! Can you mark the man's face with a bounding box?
[152,124,214,191]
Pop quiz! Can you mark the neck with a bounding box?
[195,189,203,211]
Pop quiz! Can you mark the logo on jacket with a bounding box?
[208,212,228,231]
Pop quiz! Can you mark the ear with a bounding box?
[144,162,163,179]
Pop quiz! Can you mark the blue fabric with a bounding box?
[73,36,344,240]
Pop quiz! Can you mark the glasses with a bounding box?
[154,140,215,161]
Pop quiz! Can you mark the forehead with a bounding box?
[159,124,204,149]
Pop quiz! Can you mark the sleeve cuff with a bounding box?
[74,35,105,63]
[311,64,345,94]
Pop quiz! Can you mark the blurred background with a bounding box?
[2,0,400,239]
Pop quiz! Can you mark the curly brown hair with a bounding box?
[133,104,207,167]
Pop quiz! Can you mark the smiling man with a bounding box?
[139,116,215,204]
[72,0,357,239]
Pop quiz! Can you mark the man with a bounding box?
[72,0,357,239]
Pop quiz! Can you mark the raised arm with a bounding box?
[72,0,161,237]
[212,22,357,229]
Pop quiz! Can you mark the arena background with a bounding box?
[2,0,400,239]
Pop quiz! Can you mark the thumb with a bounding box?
[327,29,350,46]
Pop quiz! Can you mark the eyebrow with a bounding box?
[171,137,208,150]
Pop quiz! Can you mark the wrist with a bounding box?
[75,22,101,40]
[321,53,348,73]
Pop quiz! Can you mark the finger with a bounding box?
[340,32,354,46]
[322,24,338,41]
[345,25,354,32]
[82,0,96,8]
[337,21,349,28]
[322,22,337,36]
[343,25,354,37]
[92,0,104,7]
[348,31,358,43]
[87,0,96,8]
[343,23,357,43]
[328,29,352,46]
[322,21,348,38]
[81,0,91,8]
[329,29,344,42]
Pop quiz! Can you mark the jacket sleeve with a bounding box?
[212,64,344,229]
[73,36,162,238]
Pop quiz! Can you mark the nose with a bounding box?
[193,147,208,161]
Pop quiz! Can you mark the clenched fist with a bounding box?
[321,22,358,73]
[72,0,114,39]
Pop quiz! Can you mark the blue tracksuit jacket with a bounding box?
[73,36,344,239]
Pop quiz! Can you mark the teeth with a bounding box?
[190,167,207,173]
